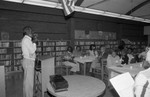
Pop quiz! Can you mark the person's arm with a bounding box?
[134,73,147,97]
[146,51,150,63]
[107,55,112,67]
[138,52,144,59]
[23,39,36,54]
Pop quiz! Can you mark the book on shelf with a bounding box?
[0,55,11,60]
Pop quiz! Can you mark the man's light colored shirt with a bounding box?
[21,35,36,60]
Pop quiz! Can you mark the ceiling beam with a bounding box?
[126,0,150,15]
[75,0,84,6]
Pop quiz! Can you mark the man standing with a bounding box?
[21,26,37,97]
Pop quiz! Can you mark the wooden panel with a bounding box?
[0,9,69,40]
[75,19,98,31]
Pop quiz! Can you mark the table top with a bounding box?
[74,56,96,64]
[47,75,106,97]
[108,62,144,76]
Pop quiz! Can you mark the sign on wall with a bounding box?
[75,30,116,40]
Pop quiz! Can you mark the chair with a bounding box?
[109,72,134,97]
[56,56,71,75]
[92,59,108,83]
[93,62,102,79]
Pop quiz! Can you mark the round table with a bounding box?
[47,75,106,97]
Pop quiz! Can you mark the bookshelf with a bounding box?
[0,41,12,73]
[74,40,118,52]
[13,41,22,72]
[0,40,70,75]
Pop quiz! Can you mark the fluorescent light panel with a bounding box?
[3,0,150,23]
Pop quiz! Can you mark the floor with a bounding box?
[5,72,119,97]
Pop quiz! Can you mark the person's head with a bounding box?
[23,26,33,38]
[145,46,149,52]
[121,49,127,56]
[89,44,96,50]
[76,45,81,51]
[67,46,73,53]
[127,48,133,54]
[111,50,117,57]
[100,45,106,53]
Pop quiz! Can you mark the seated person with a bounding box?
[62,46,79,74]
[120,49,129,65]
[85,44,99,73]
[73,45,82,57]
[107,49,121,67]
[107,49,121,81]
[143,47,150,69]
[87,44,98,57]
[99,45,109,59]
[132,49,140,63]
[90,45,108,72]
[138,46,149,62]
[127,48,135,64]
[134,67,150,97]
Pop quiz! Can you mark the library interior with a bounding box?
[0,0,150,97]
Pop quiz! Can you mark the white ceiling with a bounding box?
[3,0,150,20]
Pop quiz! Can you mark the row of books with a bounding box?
[75,41,118,46]
[0,42,9,47]
[0,49,7,53]
[14,60,22,65]
[43,41,55,46]
[56,41,67,46]
[56,47,66,51]
[14,48,22,53]
[13,42,21,47]
[43,47,55,52]
[14,54,22,59]
[0,55,12,60]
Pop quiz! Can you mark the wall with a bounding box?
[0,1,70,40]
[0,1,148,42]
[73,12,148,41]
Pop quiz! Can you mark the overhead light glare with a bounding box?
[24,0,59,8]
[133,17,145,22]
[104,12,120,18]
[143,19,150,23]
[4,0,22,3]
[120,15,133,20]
